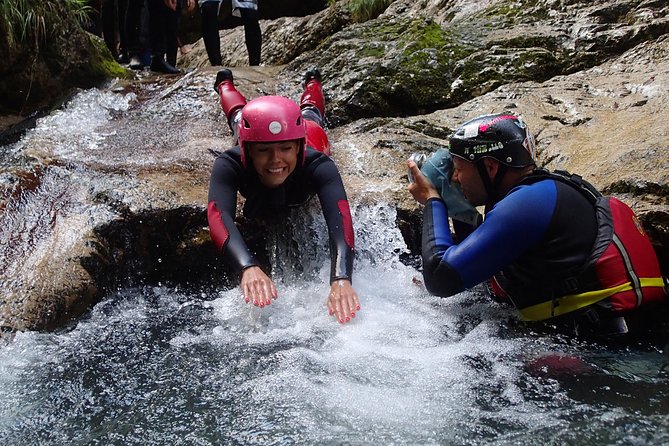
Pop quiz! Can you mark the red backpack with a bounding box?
[505,169,667,321]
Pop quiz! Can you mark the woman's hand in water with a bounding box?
[241,266,277,307]
[327,279,360,324]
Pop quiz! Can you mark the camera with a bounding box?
[407,149,481,226]
[407,152,427,183]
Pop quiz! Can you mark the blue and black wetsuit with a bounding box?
[207,146,355,283]
[422,169,667,336]
[422,177,597,298]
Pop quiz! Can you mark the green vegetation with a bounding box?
[349,0,394,22]
[330,13,569,116]
[328,0,394,22]
[483,0,549,21]
[0,0,126,114]
[87,32,128,78]
[1,0,90,49]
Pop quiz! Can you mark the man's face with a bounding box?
[452,156,488,207]
[247,140,300,188]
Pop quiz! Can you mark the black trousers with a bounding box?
[201,2,261,66]
[125,0,146,57]
[146,0,181,65]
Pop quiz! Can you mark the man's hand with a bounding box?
[186,0,196,11]
[241,266,278,307]
[327,279,360,324]
[407,160,441,205]
[164,0,177,11]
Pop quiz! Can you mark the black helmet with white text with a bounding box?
[449,113,536,167]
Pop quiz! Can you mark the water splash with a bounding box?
[20,89,136,159]
[1,201,667,444]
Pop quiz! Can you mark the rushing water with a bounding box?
[1,257,668,445]
[1,78,669,445]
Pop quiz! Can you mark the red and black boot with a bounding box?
[300,68,325,116]
[214,69,247,125]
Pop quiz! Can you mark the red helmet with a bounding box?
[237,96,307,167]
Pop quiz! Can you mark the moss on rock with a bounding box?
[0,1,125,115]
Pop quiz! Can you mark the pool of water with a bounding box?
[1,258,668,445]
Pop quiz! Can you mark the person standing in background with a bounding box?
[101,0,129,63]
[146,0,195,73]
[199,0,261,66]
[84,0,103,37]
[125,0,148,70]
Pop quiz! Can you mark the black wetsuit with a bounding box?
[207,146,355,283]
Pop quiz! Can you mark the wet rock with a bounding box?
[380,35,669,275]
[274,0,669,126]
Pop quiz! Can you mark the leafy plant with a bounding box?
[328,0,395,22]
[1,0,90,49]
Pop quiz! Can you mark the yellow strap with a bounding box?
[519,277,666,321]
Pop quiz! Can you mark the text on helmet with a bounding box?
[464,142,504,155]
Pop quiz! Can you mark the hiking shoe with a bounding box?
[214,69,234,92]
[303,68,322,85]
[150,57,181,74]
[129,55,143,70]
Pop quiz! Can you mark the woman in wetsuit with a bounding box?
[207,69,360,324]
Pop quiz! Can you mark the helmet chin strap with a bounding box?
[476,160,508,207]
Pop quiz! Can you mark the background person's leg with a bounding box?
[201,1,223,66]
[117,0,129,62]
[165,0,181,67]
[239,8,261,66]
[125,0,145,68]
[147,0,180,73]
[101,0,119,58]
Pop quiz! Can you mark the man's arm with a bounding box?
[422,181,558,297]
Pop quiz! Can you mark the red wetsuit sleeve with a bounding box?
[207,154,259,275]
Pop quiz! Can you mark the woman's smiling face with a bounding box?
[247,140,300,188]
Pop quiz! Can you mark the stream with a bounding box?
[1,75,668,445]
